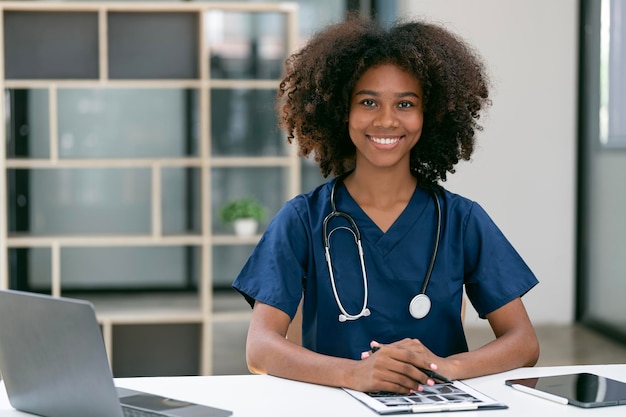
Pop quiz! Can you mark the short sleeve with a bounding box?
[462,202,538,318]
[232,198,310,319]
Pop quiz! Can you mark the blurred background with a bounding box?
[1,0,625,377]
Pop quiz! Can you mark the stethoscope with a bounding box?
[322,174,442,322]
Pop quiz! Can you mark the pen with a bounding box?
[369,346,453,383]
[416,367,453,384]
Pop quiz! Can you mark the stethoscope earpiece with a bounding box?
[338,308,370,322]
[324,174,442,322]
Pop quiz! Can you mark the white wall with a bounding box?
[399,0,578,326]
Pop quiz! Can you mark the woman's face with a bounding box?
[348,64,424,171]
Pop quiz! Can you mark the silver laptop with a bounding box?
[0,289,232,417]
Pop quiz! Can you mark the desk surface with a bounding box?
[1,364,625,416]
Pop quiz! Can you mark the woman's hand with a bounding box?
[352,339,448,393]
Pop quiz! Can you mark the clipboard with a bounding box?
[344,380,507,414]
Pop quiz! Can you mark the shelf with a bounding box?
[5,234,263,247]
[4,156,293,168]
[2,79,280,89]
[0,1,300,377]
[6,234,205,247]
[77,292,252,324]
[4,158,205,168]
[83,292,204,323]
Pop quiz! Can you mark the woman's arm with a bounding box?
[430,297,539,380]
[246,301,435,393]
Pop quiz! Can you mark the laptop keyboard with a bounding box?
[122,405,171,417]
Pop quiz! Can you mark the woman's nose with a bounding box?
[373,106,399,128]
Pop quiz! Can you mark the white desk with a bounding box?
[1,365,625,416]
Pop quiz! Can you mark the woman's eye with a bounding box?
[361,99,376,107]
[398,101,413,109]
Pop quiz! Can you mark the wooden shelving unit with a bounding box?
[0,1,299,376]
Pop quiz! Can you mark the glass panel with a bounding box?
[586,162,626,335]
[60,246,199,290]
[112,323,201,377]
[8,248,51,293]
[211,167,286,234]
[8,168,151,235]
[599,0,626,147]
[57,89,199,159]
[581,0,626,340]
[5,89,50,158]
[212,244,255,288]
[4,11,98,79]
[206,11,287,79]
[162,167,202,235]
[210,88,284,157]
[10,245,199,294]
[108,12,199,80]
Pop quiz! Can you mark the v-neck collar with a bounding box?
[336,182,432,254]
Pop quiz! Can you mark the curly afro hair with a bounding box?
[277,15,491,184]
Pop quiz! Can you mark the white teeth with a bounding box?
[370,136,400,145]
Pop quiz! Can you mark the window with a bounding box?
[599,0,626,147]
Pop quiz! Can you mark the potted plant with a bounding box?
[219,197,266,236]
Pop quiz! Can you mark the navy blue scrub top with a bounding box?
[233,177,538,360]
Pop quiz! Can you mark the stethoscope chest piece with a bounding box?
[409,293,431,319]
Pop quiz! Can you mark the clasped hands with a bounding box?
[354,339,451,394]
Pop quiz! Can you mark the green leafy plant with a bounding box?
[219,197,266,224]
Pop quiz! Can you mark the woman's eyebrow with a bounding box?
[353,89,379,96]
[397,91,421,99]
[354,89,421,99]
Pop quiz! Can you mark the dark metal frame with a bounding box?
[577,0,626,345]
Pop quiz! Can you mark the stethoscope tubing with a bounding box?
[421,185,441,294]
[323,173,441,321]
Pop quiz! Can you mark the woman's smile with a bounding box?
[368,136,402,145]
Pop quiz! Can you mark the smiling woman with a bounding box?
[232,14,539,395]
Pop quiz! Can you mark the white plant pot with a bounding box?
[233,218,259,237]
